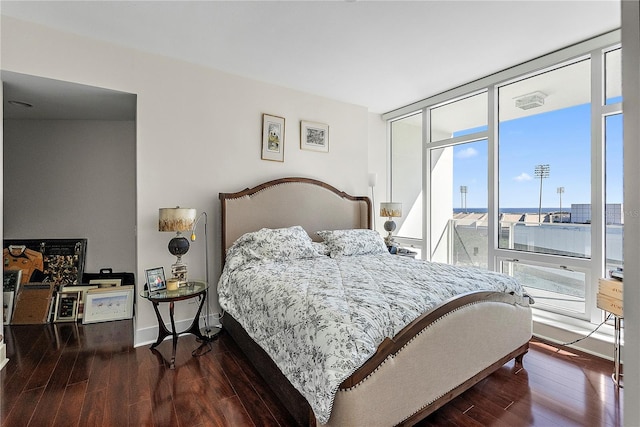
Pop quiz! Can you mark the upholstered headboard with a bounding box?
[219,177,371,253]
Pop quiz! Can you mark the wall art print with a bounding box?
[300,120,329,153]
[261,113,285,162]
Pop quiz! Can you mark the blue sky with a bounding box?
[453,104,623,210]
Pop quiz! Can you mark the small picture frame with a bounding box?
[301,121,329,153]
[61,284,98,320]
[3,270,22,292]
[145,267,166,293]
[3,291,15,324]
[83,286,134,324]
[89,278,122,288]
[261,113,285,162]
[54,290,81,322]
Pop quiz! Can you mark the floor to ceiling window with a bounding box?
[390,113,422,245]
[386,31,621,323]
[606,113,623,274]
[427,92,488,268]
[497,58,592,316]
[604,48,624,276]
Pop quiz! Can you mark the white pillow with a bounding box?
[225,226,319,270]
[316,229,389,257]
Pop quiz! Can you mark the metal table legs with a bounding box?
[612,315,623,388]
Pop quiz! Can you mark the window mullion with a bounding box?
[422,108,430,260]
[487,86,498,271]
[590,48,606,324]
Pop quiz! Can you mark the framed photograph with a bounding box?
[301,121,329,153]
[3,270,22,292]
[261,113,285,162]
[89,278,122,288]
[3,291,15,324]
[61,284,98,320]
[145,267,166,293]
[3,238,87,286]
[54,290,81,322]
[83,286,134,324]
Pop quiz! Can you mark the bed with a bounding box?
[218,177,533,426]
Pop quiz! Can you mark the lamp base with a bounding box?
[383,219,396,247]
[171,260,188,285]
[384,234,396,247]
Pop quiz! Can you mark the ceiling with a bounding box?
[1,1,621,119]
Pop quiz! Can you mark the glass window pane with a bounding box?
[501,260,586,314]
[605,48,622,105]
[391,113,422,239]
[430,92,487,142]
[605,114,623,271]
[430,139,488,268]
[498,59,591,259]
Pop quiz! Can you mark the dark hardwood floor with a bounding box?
[1,320,623,426]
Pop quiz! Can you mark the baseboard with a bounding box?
[532,315,617,361]
[133,313,222,348]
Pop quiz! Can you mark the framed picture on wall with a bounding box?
[300,121,329,153]
[261,113,285,162]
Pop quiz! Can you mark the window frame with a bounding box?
[386,31,621,326]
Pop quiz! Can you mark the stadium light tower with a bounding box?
[534,164,550,223]
[460,186,468,213]
[557,186,565,223]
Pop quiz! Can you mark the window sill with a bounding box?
[532,309,619,361]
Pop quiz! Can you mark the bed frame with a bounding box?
[219,177,532,426]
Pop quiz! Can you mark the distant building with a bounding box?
[571,204,591,223]
[452,207,623,265]
[524,213,550,224]
[453,203,624,225]
[571,203,623,224]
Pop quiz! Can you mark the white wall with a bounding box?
[3,120,136,274]
[1,16,372,345]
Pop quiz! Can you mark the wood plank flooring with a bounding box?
[1,320,623,426]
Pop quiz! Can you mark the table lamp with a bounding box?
[380,202,402,247]
[159,207,196,285]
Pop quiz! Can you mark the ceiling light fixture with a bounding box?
[514,91,547,110]
[8,100,34,108]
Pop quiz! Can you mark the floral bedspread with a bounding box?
[217,232,524,424]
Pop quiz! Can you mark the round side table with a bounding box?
[140,280,218,369]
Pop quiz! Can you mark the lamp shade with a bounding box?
[159,207,197,232]
[380,202,402,218]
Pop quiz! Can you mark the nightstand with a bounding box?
[140,280,220,369]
